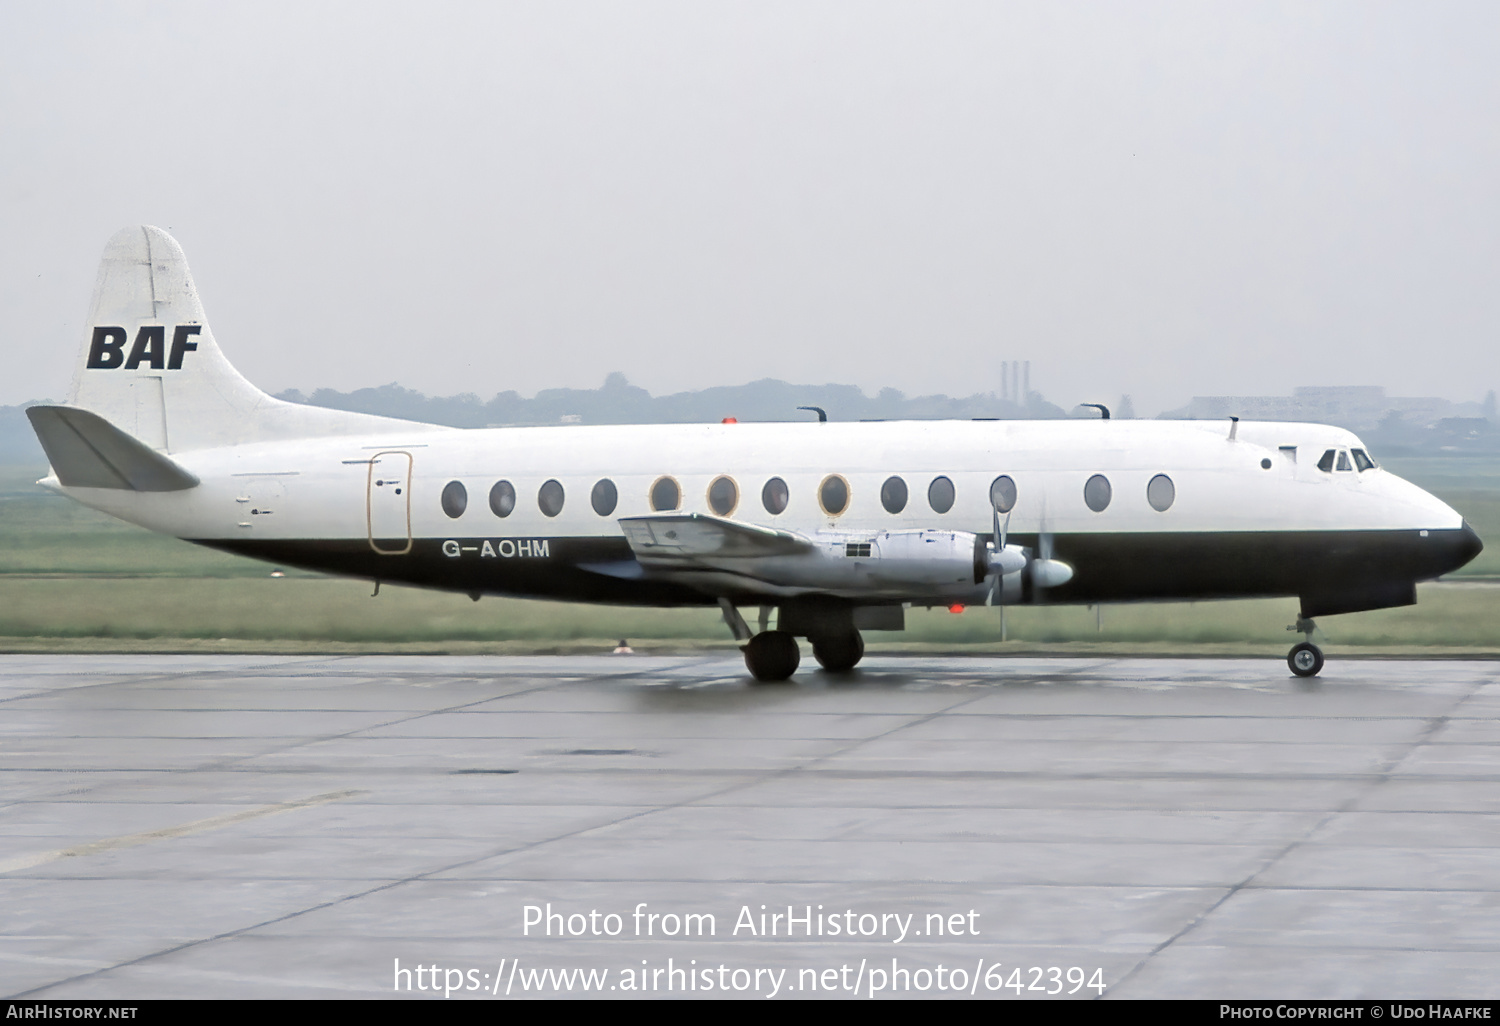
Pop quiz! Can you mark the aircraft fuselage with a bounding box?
[51,417,1480,619]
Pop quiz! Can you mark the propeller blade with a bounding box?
[986,510,1018,607]
[1028,500,1073,599]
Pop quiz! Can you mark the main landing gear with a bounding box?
[722,600,868,682]
[1287,616,1324,677]
[741,629,866,681]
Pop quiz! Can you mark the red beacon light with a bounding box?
[948,604,965,614]
[721,417,738,424]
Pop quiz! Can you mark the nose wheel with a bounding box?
[1288,641,1324,677]
[1286,616,1323,677]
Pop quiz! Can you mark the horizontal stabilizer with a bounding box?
[619,513,812,564]
[27,406,199,491]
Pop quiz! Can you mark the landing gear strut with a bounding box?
[743,631,800,682]
[721,601,801,682]
[811,630,864,673]
[1287,616,1323,677]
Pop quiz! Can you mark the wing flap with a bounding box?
[619,513,812,564]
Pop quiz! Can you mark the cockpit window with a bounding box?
[1351,448,1377,472]
[1336,451,1352,472]
[1317,449,1336,473]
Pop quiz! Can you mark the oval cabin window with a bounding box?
[489,480,516,518]
[538,479,565,517]
[591,479,618,516]
[928,476,955,514]
[1147,474,1175,512]
[819,475,850,516]
[762,477,789,515]
[440,480,467,519]
[650,476,680,512]
[1084,474,1112,513]
[708,476,738,516]
[880,476,908,514]
[989,475,1017,513]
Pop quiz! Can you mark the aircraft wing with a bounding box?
[618,513,814,567]
[615,514,983,601]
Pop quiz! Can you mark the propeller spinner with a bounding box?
[983,502,1073,606]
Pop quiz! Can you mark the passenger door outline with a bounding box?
[366,451,413,555]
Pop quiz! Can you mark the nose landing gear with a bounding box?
[1286,616,1324,677]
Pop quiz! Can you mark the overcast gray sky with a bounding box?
[2,1,1497,415]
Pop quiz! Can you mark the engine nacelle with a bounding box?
[814,529,987,588]
[764,529,1073,600]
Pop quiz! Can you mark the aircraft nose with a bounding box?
[1441,521,1484,575]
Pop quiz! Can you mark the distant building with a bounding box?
[1163,386,1474,431]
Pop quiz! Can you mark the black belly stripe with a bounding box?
[193,526,1480,615]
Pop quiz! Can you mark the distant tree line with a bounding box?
[272,372,1069,427]
[0,376,1070,465]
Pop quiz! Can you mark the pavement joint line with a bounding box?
[4,658,998,996]
[0,654,363,708]
[1,657,406,835]
[20,733,1485,745]
[1103,668,1494,997]
[462,662,1139,874]
[0,789,366,876]
[6,769,779,998]
[4,657,752,998]
[181,654,730,774]
[13,875,1500,894]
[10,768,1500,783]
[189,688,560,773]
[8,710,1500,722]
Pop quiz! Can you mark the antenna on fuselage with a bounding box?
[1081,403,1110,419]
[797,406,827,423]
[1228,416,1239,441]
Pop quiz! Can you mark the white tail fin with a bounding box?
[68,226,441,452]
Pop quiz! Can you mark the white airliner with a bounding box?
[27,227,1482,680]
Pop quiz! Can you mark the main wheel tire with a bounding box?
[811,630,865,673]
[744,630,800,682]
[1288,641,1324,677]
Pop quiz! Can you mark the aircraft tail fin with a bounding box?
[66,226,440,452]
